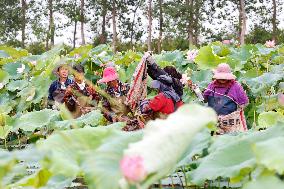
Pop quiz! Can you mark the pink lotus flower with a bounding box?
[278,93,284,106]
[265,40,275,48]
[120,155,147,183]
[180,74,190,85]
[30,61,37,66]
[187,49,198,62]
[222,40,231,45]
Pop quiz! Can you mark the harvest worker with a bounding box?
[64,64,99,118]
[140,80,183,120]
[97,66,130,122]
[203,63,249,134]
[144,53,184,98]
[48,63,73,104]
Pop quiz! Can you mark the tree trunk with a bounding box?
[272,0,277,41]
[100,0,107,44]
[130,2,140,47]
[21,0,27,48]
[80,0,86,45]
[239,0,246,45]
[47,0,54,49]
[193,0,201,46]
[237,3,241,42]
[186,0,194,46]
[147,0,152,51]
[157,0,163,54]
[112,0,117,53]
[73,20,77,49]
[45,33,49,50]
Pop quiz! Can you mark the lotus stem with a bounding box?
[182,167,188,188]
[4,138,7,149]
[177,171,184,189]
[170,175,174,189]
[17,135,21,149]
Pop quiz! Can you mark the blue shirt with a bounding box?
[48,78,73,100]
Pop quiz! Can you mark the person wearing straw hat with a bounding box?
[48,64,73,104]
[97,66,130,122]
[203,63,249,134]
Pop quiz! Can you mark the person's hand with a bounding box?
[144,51,152,58]
[115,116,129,122]
[187,80,193,87]
[187,80,197,90]
[144,51,154,62]
[239,104,246,109]
[65,86,72,95]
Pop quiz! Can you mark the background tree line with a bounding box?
[0,0,283,54]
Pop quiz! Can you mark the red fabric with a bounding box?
[149,93,183,114]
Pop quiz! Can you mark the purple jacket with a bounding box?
[203,81,249,105]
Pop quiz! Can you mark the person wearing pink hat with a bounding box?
[203,63,249,134]
[98,67,130,122]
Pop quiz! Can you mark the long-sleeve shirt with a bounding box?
[147,61,183,97]
[203,81,249,105]
[149,93,183,114]
[48,78,73,101]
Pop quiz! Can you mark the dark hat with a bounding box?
[73,64,85,73]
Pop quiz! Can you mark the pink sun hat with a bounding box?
[213,63,236,80]
[98,67,119,83]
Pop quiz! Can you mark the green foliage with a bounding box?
[195,45,226,70]
[243,175,284,189]
[0,44,283,188]
[12,109,60,132]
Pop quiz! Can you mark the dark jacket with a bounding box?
[48,78,73,101]
[146,60,183,97]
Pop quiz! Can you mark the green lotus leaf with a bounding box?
[191,125,284,185]
[258,111,284,128]
[243,175,284,189]
[0,70,10,85]
[0,46,29,59]
[245,72,283,95]
[195,45,227,70]
[190,69,213,89]
[12,109,60,132]
[211,42,231,57]
[53,110,105,130]
[82,130,142,189]
[123,104,217,189]
[0,149,17,187]
[36,126,142,185]
[255,44,277,55]
[30,76,51,103]
[2,62,29,79]
[253,137,284,174]
[115,50,141,66]
[6,80,29,92]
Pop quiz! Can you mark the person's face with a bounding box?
[74,72,84,84]
[107,80,118,88]
[57,66,69,79]
[217,79,229,84]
